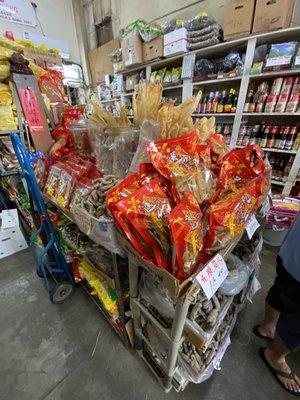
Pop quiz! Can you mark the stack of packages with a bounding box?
[105,81,270,281]
[268,195,300,228]
[185,14,223,51]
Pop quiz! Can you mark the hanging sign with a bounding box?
[0,0,36,27]
[246,213,260,239]
[18,88,44,133]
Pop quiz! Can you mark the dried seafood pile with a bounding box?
[133,80,162,126]
[60,222,90,253]
[71,175,118,219]
[188,288,226,329]
[180,305,235,375]
[232,231,261,262]
[89,95,131,128]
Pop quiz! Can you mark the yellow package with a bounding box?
[0,35,24,52]
[28,61,46,77]
[0,105,17,130]
[35,43,49,53]
[0,64,9,80]
[0,83,12,106]
[15,39,34,49]
[78,258,119,317]
[0,46,14,61]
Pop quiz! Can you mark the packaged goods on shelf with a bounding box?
[78,258,119,318]
[0,137,18,171]
[269,154,294,183]
[194,51,244,80]
[244,76,300,114]
[264,42,298,71]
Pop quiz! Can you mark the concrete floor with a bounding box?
[0,246,299,400]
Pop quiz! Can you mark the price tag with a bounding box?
[195,254,228,300]
[246,214,260,239]
[181,53,196,79]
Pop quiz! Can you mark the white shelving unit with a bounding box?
[97,27,300,194]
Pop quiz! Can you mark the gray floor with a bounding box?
[0,246,299,400]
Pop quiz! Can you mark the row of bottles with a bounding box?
[237,122,300,151]
[196,88,238,114]
[269,154,294,182]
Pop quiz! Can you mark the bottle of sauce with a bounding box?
[231,90,238,113]
[266,126,277,148]
[211,91,220,113]
[206,92,214,113]
[260,125,269,148]
[201,95,208,114]
[284,127,297,150]
[224,89,233,113]
[217,90,227,113]
[275,127,284,148]
[292,130,300,151]
[256,122,266,144]
[281,126,290,149]
[244,89,254,112]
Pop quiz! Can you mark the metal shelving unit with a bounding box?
[96,27,300,194]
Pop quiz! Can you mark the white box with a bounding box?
[0,209,28,259]
[163,28,188,57]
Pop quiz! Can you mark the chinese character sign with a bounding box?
[195,254,228,300]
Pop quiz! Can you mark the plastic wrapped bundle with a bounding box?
[112,126,140,178]
[219,254,249,296]
[88,122,115,174]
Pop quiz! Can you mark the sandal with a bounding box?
[253,325,273,340]
[259,347,300,397]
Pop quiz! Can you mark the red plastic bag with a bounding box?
[116,178,172,269]
[203,180,260,256]
[38,69,67,104]
[168,191,204,282]
[148,131,215,204]
[216,144,268,199]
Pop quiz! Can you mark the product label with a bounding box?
[266,55,292,67]
[195,253,228,300]
[246,214,260,239]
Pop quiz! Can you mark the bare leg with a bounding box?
[259,302,280,339]
[264,334,300,393]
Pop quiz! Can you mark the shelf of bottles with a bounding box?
[193,87,238,116]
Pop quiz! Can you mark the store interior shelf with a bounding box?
[163,84,183,91]
[101,98,120,103]
[193,113,235,117]
[271,179,285,186]
[249,69,300,80]
[193,76,241,86]
[243,112,300,117]
[235,145,297,154]
[122,92,134,97]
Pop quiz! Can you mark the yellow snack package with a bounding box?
[0,83,12,106]
[0,105,17,130]
[0,35,24,52]
[0,64,10,80]
[0,46,14,61]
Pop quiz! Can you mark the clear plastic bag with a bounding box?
[188,24,221,38]
[112,126,140,178]
[129,119,160,172]
[194,59,217,77]
[184,15,218,31]
[219,254,249,296]
[88,122,115,174]
[188,36,221,51]
[139,272,175,319]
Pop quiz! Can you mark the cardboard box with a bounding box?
[224,0,256,40]
[121,34,143,67]
[23,48,62,67]
[0,209,28,259]
[142,36,163,62]
[88,38,120,85]
[163,28,188,57]
[252,0,295,33]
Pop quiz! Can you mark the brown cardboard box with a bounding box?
[224,0,256,40]
[121,34,143,67]
[88,38,119,85]
[142,36,163,62]
[252,0,295,33]
[23,48,62,67]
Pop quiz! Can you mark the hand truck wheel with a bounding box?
[49,281,74,304]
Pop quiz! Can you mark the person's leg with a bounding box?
[258,301,280,339]
[264,333,300,393]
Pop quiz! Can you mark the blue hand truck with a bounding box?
[11,132,75,304]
